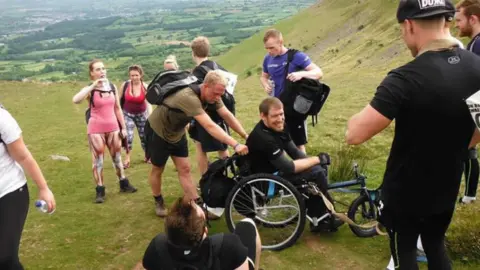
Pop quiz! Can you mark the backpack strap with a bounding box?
[120,80,129,107]
[89,84,116,108]
[282,49,297,90]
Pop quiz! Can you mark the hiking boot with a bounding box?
[155,196,168,217]
[95,186,105,203]
[119,178,137,193]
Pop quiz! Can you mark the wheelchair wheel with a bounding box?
[224,173,306,251]
[347,193,379,238]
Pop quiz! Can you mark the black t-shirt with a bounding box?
[192,60,228,122]
[246,120,293,174]
[142,233,247,270]
[370,46,480,214]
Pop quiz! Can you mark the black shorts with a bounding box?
[285,115,307,146]
[148,130,189,167]
[233,219,257,270]
[188,119,228,152]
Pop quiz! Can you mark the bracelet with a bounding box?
[233,143,240,150]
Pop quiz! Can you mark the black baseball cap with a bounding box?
[397,0,455,23]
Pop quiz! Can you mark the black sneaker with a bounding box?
[95,186,105,203]
[119,178,137,193]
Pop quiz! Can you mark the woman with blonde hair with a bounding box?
[163,55,179,70]
[119,64,152,168]
[72,59,137,203]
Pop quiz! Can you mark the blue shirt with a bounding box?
[262,50,312,97]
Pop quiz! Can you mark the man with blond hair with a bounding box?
[188,36,245,178]
[260,29,323,153]
[146,70,249,217]
[456,0,480,204]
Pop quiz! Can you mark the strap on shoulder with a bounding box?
[189,84,202,97]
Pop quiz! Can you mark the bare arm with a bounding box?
[234,259,249,270]
[345,104,392,145]
[288,63,323,82]
[7,137,56,212]
[113,85,126,130]
[73,85,95,104]
[194,112,239,147]
[217,106,248,139]
[470,129,480,148]
[260,72,272,95]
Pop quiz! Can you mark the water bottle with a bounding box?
[268,79,275,97]
[103,78,111,91]
[35,200,53,214]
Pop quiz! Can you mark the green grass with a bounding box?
[0,0,479,269]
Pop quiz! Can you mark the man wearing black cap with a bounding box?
[346,0,480,269]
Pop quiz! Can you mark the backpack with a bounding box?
[199,63,237,116]
[119,80,130,108]
[279,49,330,127]
[199,158,236,209]
[146,70,198,106]
[153,233,224,270]
[84,82,116,124]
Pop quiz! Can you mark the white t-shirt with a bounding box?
[0,108,27,199]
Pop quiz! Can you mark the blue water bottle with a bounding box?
[35,200,53,214]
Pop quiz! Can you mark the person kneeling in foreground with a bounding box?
[142,196,262,270]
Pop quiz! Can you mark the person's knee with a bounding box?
[176,162,191,176]
[150,165,164,178]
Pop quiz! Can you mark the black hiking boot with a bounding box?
[119,178,137,193]
[95,186,105,203]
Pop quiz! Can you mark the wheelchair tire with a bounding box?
[347,193,379,238]
[224,173,306,251]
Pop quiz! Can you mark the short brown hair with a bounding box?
[259,97,283,115]
[457,0,480,17]
[191,36,210,58]
[165,197,206,248]
[263,29,283,43]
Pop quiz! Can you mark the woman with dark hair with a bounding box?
[0,104,56,269]
[119,64,152,168]
[72,59,137,203]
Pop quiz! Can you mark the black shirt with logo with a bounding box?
[142,233,247,270]
[246,121,296,174]
[370,45,480,214]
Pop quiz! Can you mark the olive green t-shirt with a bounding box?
[148,87,224,143]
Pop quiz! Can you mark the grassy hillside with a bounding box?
[0,0,479,269]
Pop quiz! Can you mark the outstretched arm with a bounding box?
[346,105,392,145]
[217,106,248,139]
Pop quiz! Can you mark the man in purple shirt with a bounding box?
[456,0,480,204]
[260,29,323,153]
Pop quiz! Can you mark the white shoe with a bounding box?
[460,196,476,204]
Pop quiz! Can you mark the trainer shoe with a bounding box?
[95,186,105,203]
[119,178,137,193]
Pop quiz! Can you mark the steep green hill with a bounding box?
[0,0,479,269]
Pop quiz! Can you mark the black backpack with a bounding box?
[146,70,198,106]
[119,80,131,108]
[84,82,116,124]
[153,233,224,270]
[279,49,330,127]
[199,158,236,209]
[199,63,236,116]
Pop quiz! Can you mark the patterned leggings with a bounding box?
[123,110,148,153]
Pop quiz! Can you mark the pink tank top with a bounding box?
[87,90,120,134]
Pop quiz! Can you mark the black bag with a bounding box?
[279,49,330,127]
[146,70,198,106]
[153,233,224,270]
[199,63,236,116]
[199,158,236,208]
[119,80,130,108]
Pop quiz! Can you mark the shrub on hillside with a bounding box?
[446,204,480,262]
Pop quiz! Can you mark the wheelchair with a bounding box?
[218,154,340,251]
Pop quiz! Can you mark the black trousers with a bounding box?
[0,184,29,270]
[379,205,454,270]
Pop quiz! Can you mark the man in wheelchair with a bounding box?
[245,97,343,232]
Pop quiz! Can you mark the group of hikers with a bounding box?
[2,0,480,269]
